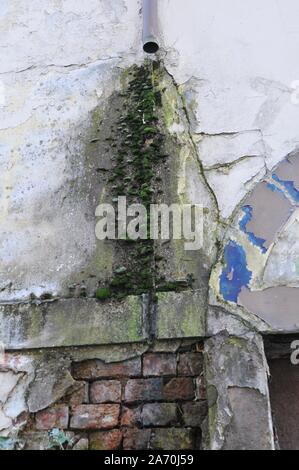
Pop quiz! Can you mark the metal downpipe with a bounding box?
[143,0,160,53]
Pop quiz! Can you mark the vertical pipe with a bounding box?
[143,0,160,53]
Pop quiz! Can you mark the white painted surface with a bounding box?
[161,0,299,214]
[0,0,142,300]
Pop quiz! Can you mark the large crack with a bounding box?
[163,66,220,218]
[203,154,263,172]
[0,56,123,76]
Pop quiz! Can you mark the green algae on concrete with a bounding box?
[155,290,206,339]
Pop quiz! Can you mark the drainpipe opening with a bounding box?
[143,40,159,54]
[143,0,160,54]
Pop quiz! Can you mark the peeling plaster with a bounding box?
[220,241,252,303]
[204,332,274,450]
[210,152,299,332]
[239,206,267,253]
[272,173,299,203]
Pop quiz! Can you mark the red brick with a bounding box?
[90,380,121,403]
[90,430,122,450]
[123,429,151,450]
[182,401,208,427]
[70,404,119,430]
[178,353,203,376]
[142,403,177,426]
[72,357,141,380]
[68,382,89,406]
[35,405,69,430]
[121,406,142,427]
[150,428,194,450]
[125,378,163,403]
[163,378,195,401]
[143,353,177,376]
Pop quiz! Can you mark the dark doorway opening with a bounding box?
[265,334,299,450]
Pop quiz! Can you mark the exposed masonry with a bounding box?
[15,346,207,450]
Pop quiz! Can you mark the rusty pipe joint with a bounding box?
[143,0,160,53]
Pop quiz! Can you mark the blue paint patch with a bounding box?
[239,205,267,253]
[267,182,286,196]
[220,240,252,303]
[272,173,299,203]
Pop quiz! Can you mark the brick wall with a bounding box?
[22,342,207,450]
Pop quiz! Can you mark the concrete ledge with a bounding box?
[156,290,206,339]
[0,297,147,350]
[0,290,206,351]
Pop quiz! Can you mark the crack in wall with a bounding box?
[203,155,262,172]
[163,67,220,217]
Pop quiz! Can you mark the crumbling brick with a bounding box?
[70,404,120,430]
[35,405,69,430]
[67,382,89,406]
[123,429,151,450]
[142,403,177,427]
[90,380,121,403]
[182,401,208,427]
[89,430,122,450]
[121,406,142,427]
[163,378,195,401]
[143,353,177,376]
[125,378,164,403]
[72,357,141,380]
[178,352,203,376]
[150,428,194,450]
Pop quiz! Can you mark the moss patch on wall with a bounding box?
[96,60,195,301]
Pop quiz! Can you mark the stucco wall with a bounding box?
[2,0,299,301]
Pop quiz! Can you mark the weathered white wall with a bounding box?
[161,0,299,217]
[0,0,142,300]
[1,0,299,300]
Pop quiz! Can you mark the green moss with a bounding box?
[101,62,161,297]
[156,282,179,292]
[110,275,131,287]
[142,126,157,135]
[97,60,192,301]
